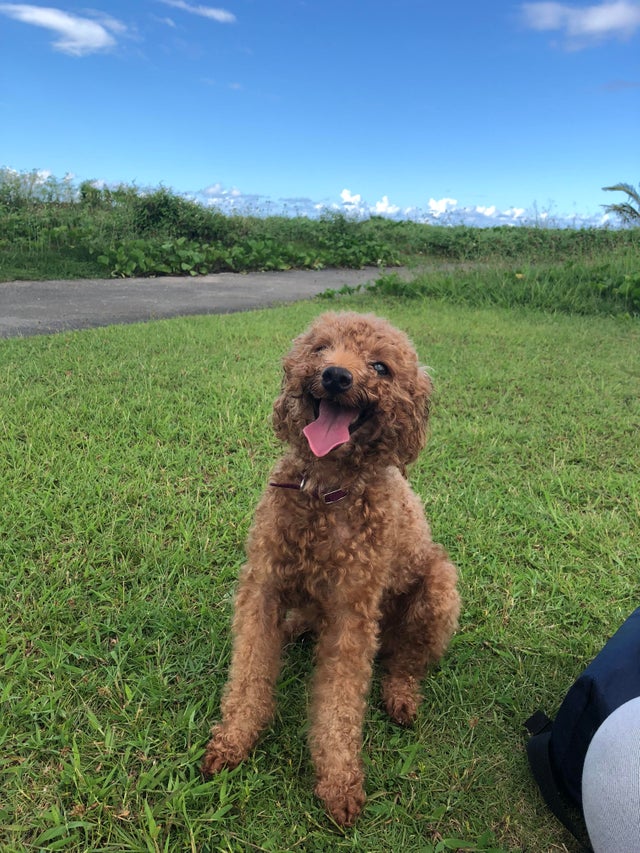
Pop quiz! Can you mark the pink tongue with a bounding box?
[303,400,359,457]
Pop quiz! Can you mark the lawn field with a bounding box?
[1,295,638,852]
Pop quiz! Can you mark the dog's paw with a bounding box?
[201,725,247,776]
[385,695,418,727]
[382,676,420,726]
[315,774,366,827]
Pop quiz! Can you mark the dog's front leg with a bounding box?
[309,608,379,826]
[202,573,284,776]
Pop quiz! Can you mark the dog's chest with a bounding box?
[269,499,392,581]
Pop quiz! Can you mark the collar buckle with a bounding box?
[321,488,349,504]
[269,478,349,504]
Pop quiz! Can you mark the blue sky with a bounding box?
[1,0,639,225]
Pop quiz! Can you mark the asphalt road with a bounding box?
[0,267,393,338]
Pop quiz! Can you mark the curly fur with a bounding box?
[202,312,460,826]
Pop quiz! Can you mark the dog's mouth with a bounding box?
[303,396,371,457]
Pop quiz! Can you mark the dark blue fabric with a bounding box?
[549,607,640,806]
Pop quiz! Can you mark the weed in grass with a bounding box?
[0,298,638,851]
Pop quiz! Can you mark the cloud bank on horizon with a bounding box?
[197,183,611,228]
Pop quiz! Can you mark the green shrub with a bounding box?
[1,168,639,314]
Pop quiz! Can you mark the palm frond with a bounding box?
[601,181,640,223]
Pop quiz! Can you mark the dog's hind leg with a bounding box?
[202,573,285,775]
[379,546,459,726]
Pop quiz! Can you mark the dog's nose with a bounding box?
[322,366,353,395]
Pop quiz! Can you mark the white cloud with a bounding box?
[472,205,526,222]
[522,1,640,46]
[373,195,401,215]
[87,10,127,36]
[198,182,272,210]
[337,192,529,225]
[0,4,125,55]
[428,197,458,216]
[339,189,401,216]
[202,182,242,198]
[340,188,362,207]
[158,0,236,24]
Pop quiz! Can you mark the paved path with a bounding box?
[0,267,394,338]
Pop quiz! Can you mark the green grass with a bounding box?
[1,296,638,852]
[365,249,640,315]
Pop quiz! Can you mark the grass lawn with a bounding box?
[1,295,638,852]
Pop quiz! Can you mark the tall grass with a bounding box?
[361,250,640,315]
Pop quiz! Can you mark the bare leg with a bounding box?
[202,577,285,774]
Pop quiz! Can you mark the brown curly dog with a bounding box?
[202,311,460,826]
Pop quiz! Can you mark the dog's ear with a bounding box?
[272,373,289,443]
[271,345,301,443]
[395,366,433,467]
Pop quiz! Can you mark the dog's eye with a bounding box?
[371,361,389,376]
[312,344,328,354]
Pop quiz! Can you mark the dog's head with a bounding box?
[272,312,432,469]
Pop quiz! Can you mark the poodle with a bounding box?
[202,311,460,826]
